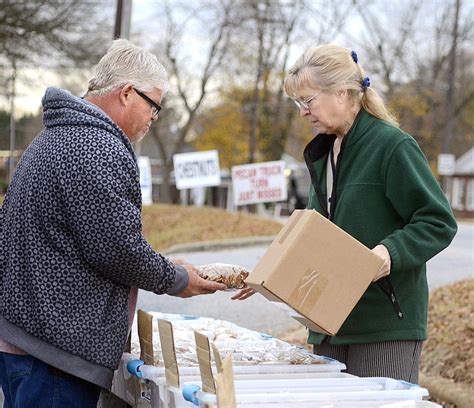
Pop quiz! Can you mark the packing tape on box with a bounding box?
[278,209,305,244]
[288,268,329,316]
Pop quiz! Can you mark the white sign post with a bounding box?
[232,160,288,206]
[173,150,221,190]
[437,154,456,176]
[138,156,153,205]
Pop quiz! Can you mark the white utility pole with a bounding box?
[8,60,16,184]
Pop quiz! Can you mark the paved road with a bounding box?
[425,221,473,289]
[137,222,474,336]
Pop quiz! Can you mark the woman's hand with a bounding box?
[371,244,391,282]
[231,287,255,300]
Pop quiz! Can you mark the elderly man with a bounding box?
[0,40,225,408]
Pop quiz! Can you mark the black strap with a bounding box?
[327,134,349,220]
[304,149,329,218]
[319,138,349,346]
[303,111,363,345]
[304,132,350,221]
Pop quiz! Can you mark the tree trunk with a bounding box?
[149,126,172,203]
[442,0,461,154]
[248,0,269,164]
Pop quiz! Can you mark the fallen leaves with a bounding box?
[421,279,474,388]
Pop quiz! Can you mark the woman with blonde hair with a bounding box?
[282,43,457,382]
[235,44,457,382]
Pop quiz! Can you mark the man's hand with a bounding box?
[170,258,190,267]
[371,244,391,282]
[176,263,226,298]
[231,287,255,300]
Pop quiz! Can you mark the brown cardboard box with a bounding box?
[246,209,384,336]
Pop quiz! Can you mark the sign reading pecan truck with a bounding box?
[232,160,288,206]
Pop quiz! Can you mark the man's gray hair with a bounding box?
[87,39,169,96]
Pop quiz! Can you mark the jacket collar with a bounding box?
[303,109,374,162]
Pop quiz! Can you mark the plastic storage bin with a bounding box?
[178,377,429,407]
[193,400,442,408]
[113,352,348,408]
[121,351,346,386]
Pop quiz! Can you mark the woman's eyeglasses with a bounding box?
[292,91,323,111]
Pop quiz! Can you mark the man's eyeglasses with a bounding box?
[134,88,162,120]
[292,90,323,111]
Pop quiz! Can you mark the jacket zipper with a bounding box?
[377,277,404,320]
[320,281,403,346]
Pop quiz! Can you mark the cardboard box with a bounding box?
[245,210,384,336]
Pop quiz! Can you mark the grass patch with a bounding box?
[141,204,283,251]
[0,201,281,248]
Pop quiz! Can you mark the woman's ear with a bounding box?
[336,88,347,104]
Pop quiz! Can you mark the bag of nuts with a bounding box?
[196,263,250,290]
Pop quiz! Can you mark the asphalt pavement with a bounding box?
[137,221,474,336]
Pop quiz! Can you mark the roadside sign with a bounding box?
[138,156,153,205]
[232,160,288,206]
[173,150,221,190]
[437,154,456,176]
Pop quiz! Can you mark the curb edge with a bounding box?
[162,235,276,255]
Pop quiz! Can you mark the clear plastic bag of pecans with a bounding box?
[196,263,250,290]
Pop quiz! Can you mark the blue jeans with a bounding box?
[0,352,101,408]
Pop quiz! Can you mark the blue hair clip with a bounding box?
[361,76,371,91]
[351,51,358,63]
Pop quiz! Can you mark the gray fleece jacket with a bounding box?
[0,87,188,389]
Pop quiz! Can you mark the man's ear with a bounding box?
[118,84,134,107]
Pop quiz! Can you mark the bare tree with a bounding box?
[247,0,267,164]
[144,0,350,202]
[242,0,303,163]
[0,0,113,88]
[442,0,461,153]
[146,0,233,201]
[0,0,113,182]
[347,0,473,161]
[230,0,351,163]
[350,0,422,98]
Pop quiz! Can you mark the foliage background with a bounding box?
[0,0,472,195]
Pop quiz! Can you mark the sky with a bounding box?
[3,0,467,116]
[3,0,364,116]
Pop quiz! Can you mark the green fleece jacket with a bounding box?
[304,110,457,345]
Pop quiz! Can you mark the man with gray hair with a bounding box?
[0,40,225,407]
